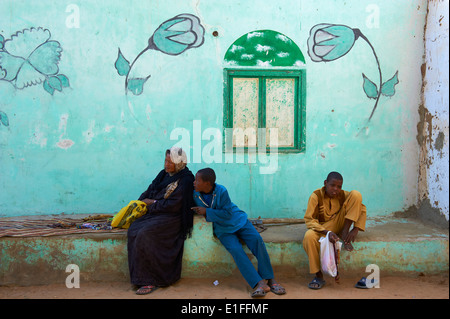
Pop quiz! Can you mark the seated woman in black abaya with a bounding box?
[127,147,195,295]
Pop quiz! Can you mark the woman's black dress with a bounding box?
[127,167,194,287]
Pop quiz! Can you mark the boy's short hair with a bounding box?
[326,171,343,182]
[197,168,216,185]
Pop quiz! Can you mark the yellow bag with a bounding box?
[111,200,148,229]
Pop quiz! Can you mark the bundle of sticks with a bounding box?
[254,218,305,225]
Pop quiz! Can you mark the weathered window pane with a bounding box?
[265,78,295,147]
[232,78,259,147]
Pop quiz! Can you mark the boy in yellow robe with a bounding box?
[302,172,367,289]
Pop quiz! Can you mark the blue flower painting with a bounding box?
[0,27,70,95]
[308,23,399,123]
[115,13,205,95]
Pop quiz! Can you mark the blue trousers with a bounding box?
[218,220,274,288]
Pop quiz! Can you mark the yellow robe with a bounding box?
[302,187,367,274]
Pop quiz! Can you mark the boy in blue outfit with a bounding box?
[192,168,286,297]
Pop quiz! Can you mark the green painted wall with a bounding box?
[1,0,426,218]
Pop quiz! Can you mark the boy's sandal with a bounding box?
[270,283,286,295]
[251,286,267,298]
[355,277,377,289]
[308,277,325,289]
[136,285,158,295]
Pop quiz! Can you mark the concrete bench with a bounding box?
[0,215,448,286]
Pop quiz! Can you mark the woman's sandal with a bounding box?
[269,283,286,295]
[308,277,325,289]
[136,285,158,295]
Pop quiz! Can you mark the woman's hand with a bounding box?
[142,198,156,206]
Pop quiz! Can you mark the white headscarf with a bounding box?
[167,147,188,174]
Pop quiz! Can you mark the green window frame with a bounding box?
[223,69,306,153]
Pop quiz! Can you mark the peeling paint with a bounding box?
[56,139,74,149]
[58,114,69,132]
[419,0,449,220]
[30,126,47,148]
[82,120,96,144]
[103,125,114,133]
[55,114,74,149]
[434,131,445,151]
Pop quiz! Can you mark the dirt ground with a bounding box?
[1,273,448,299]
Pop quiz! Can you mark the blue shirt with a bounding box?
[201,192,214,207]
[193,183,248,238]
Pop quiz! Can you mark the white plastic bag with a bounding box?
[319,231,342,277]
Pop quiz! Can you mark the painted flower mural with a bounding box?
[115,13,205,95]
[0,27,70,95]
[151,13,205,55]
[308,24,357,62]
[307,23,399,123]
